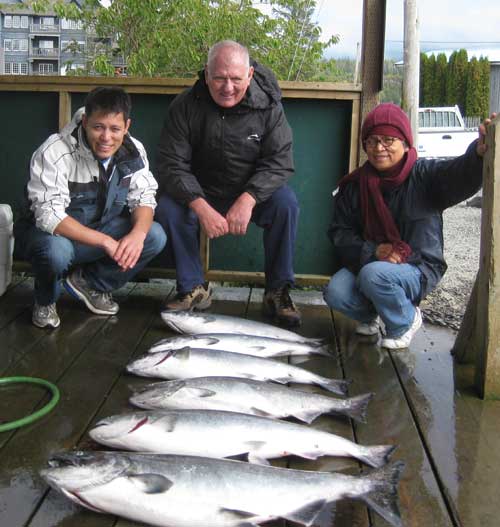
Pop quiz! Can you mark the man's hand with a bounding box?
[112,229,147,271]
[190,198,229,239]
[477,113,497,157]
[376,243,402,264]
[226,192,256,235]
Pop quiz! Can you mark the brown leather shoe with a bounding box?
[163,283,212,312]
[263,285,301,327]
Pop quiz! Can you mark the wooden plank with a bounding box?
[286,302,369,527]
[0,276,33,331]
[27,285,175,527]
[332,310,454,527]
[0,284,163,527]
[394,322,500,527]
[0,75,361,101]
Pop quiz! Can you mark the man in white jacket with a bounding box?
[14,86,166,328]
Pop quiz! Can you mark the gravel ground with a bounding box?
[420,201,481,330]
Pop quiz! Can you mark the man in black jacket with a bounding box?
[155,40,300,326]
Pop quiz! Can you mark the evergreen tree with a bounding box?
[479,56,491,119]
[434,53,448,106]
[465,57,483,118]
[419,53,429,105]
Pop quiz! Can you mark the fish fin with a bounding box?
[248,345,267,353]
[198,336,220,346]
[357,444,397,468]
[173,347,191,360]
[157,414,178,432]
[244,441,271,465]
[127,473,173,494]
[358,461,405,527]
[318,377,351,396]
[291,355,310,364]
[341,392,374,423]
[184,387,217,398]
[282,499,329,526]
[289,450,320,461]
[249,406,274,418]
[218,507,259,526]
[291,409,324,424]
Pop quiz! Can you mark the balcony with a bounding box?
[30,48,60,58]
[30,23,60,34]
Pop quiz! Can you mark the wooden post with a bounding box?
[473,117,500,398]
[401,0,420,145]
[59,91,72,131]
[360,0,386,163]
[454,117,500,397]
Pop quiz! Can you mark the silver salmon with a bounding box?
[161,310,324,343]
[148,333,332,359]
[41,451,405,527]
[89,409,395,468]
[126,348,349,396]
[130,376,371,423]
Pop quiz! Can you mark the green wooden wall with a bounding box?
[3,90,352,278]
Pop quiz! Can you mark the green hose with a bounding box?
[0,377,60,432]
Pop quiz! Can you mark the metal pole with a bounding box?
[402,0,420,145]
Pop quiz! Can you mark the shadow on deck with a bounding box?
[0,275,498,527]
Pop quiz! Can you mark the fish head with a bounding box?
[126,350,179,375]
[160,311,217,333]
[89,413,151,443]
[40,451,128,494]
[130,380,187,408]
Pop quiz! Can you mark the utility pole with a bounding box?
[402,0,420,144]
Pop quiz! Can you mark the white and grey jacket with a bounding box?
[27,107,158,234]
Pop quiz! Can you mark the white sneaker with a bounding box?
[355,316,380,336]
[381,307,422,350]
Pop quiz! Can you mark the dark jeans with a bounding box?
[14,217,167,305]
[155,185,299,293]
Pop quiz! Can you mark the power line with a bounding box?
[386,40,500,44]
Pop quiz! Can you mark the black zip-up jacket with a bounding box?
[156,61,294,205]
[328,141,483,300]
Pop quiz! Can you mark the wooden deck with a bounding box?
[1,274,499,527]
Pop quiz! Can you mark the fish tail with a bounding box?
[357,444,397,468]
[316,343,335,356]
[318,377,351,396]
[359,461,405,527]
[342,392,374,423]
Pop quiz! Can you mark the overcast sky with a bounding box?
[316,0,500,58]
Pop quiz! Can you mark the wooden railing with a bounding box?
[0,75,362,287]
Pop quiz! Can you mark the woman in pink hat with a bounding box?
[323,103,494,349]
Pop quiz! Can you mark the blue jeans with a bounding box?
[14,216,167,305]
[323,262,422,338]
[155,185,299,293]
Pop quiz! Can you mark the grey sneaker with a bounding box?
[32,303,60,329]
[64,269,119,315]
[356,317,380,336]
[263,285,301,327]
[163,283,212,311]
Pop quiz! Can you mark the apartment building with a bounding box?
[0,0,123,76]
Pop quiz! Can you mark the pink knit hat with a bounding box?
[361,103,413,149]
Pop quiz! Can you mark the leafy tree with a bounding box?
[22,0,337,79]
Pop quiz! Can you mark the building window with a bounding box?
[61,18,83,30]
[4,62,29,75]
[39,63,54,75]
[4,39,29,52]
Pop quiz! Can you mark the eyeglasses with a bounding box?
[364,136,400,149]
